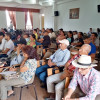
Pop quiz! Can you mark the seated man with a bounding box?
[10,38,27,67]
[36,39,70,86]
[83,36,96,61]
[38,31,50,48]
[0,32,6,51]
[91,32,99,49]
[71,32,84,47]
[46,44,91,100]
[0,32,14,58]
[63,55,100,100]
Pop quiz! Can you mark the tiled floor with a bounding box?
[8,76,47,100]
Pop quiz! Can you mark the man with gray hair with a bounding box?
[45,44,91,100]
[36,39,70,87]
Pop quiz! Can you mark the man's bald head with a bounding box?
[79,44,91,55]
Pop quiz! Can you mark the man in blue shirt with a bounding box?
[36,39,70,85]
[83,36,96,61]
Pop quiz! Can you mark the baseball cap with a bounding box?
[59,39,69,46]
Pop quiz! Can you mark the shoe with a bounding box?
[40,84,47,89]
[43,93,50,99]
[44,98,55,100]
[7,92,15,98]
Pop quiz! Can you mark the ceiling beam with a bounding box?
[0,6,40,12]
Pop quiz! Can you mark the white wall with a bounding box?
[33,13,40,29]
[0,11,7,29]
[16,12,25,29]
[44,6,54,29]
[44,0,100,32]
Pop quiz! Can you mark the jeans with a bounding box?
[35,41,42,45]
[0,54,8,58]
[36,64,50,83]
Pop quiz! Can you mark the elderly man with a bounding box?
[36,39,70,86]
[83,36,96,61]
[45,44,91,100]
[63,55,100,100]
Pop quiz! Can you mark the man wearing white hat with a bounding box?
[45,44,91,100]
[36,39,70,86]
[64,55,100,100]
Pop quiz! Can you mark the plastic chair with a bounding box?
[14,74,38,100]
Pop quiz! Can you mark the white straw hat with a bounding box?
[59,39,69,46]
[72,55,97,68]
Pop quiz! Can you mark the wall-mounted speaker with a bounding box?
[54,11,59,16]
[98,5,100,12]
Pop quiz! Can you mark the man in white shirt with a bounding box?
[0,32,6,51]
[0,32,14,58]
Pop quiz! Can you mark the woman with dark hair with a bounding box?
[0,45,38,100]
[67,31,74,44]
[27,34,36,48]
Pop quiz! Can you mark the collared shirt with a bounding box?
[4,39,14,55]
[89,42,96,55]
[49,49,70,66]
[0,38,6,50]
[68,68,100,100]
[20,59,37,83]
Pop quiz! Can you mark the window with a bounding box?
[26,12,32,30]
[5,10,15,30]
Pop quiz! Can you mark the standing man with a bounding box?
[9,21,13,32]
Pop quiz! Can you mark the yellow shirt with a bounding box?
[35,33,38,40]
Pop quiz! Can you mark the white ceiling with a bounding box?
[0,0,77,9]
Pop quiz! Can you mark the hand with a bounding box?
[48,59,52,67]
[71,43,74,45]
[9,68,17,71]
[0,64,4,67]
[62,95,70,100]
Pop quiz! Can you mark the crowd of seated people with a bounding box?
[0,27,99,100]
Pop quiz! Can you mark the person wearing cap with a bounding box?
[0,32,6,51]
[10,38,27,67]
[45,44,91,100]
[63,55,100,100]
[36,39,70,86]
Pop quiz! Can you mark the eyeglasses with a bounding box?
[78,68,88,71]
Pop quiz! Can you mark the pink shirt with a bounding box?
[69,68,100,100]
